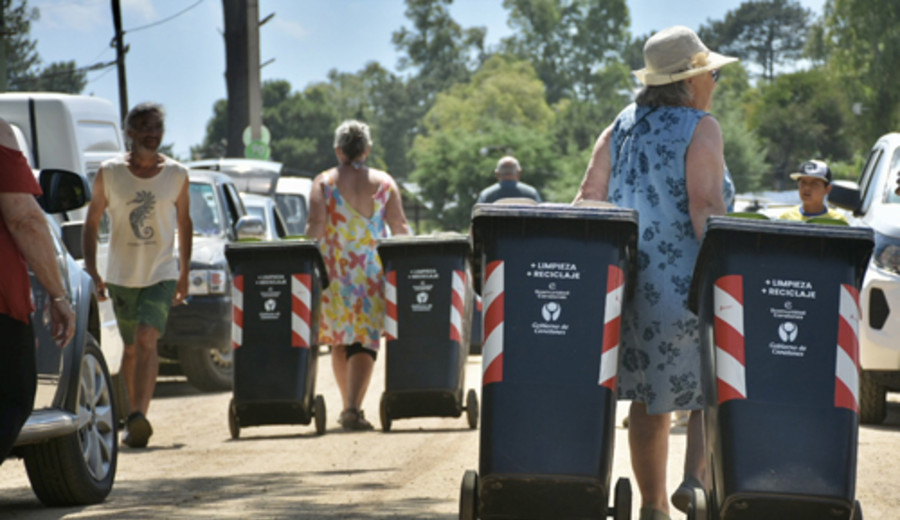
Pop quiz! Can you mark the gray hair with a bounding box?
[635,81,693,108]
[125,102,165,132]
[333,119,372,162]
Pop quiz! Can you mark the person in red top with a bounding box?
[0,116,76,464]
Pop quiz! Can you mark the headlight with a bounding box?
[873,232,900,275]
[189,269,228,295]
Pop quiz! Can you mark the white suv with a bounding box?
[831,132,900,424]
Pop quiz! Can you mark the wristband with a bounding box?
[52,296,68,303]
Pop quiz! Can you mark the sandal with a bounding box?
[671,474,704,513]
[339,408,374,431]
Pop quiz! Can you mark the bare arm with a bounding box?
[384,176,411,236]
[304,173,328,240]
[573,124,614,203]
[685,116,727,240]
[82,168,109,300]
[174,177,192,305]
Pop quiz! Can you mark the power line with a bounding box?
[123,0,206,34]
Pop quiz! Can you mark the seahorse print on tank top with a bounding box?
[128,190,156,239]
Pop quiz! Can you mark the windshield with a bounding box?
[190,182,224,236]
[275,193,308,235]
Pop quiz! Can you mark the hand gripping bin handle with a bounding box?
[688,216,873,520]
[470,202,638,519]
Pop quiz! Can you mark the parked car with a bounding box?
[186,158,312,237]
[830,132,900,424]
[240,192,289,240]
[8,169,119,506]
[154,169,264,391]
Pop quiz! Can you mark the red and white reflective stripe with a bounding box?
[714,275,746,403]
[482,260,504,385]
[598,265,624,390]
[450,270,466,342]
[291,273,312,348]
[835,284,861,412]
[232,275,244,350]
[384,270,398,340]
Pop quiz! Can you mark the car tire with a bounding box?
[178,345,234,392]
[859,370,886,425]
[24,335,118,506]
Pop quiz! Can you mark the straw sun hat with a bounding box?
[633,25,739,86]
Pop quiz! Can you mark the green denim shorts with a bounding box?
[106,280,177,344]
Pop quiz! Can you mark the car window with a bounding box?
[858,146,884,214]
[275,193,308,235]
[222,182,244,230]
[887,148,900,205]
[246,205,265,222]
[190,182,224,236]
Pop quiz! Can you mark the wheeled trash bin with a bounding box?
[376,233,479,432]
[224,240,330,438]
[688,217,873,520]
[460,201,637,520]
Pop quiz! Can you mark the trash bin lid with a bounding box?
[688,216,873,312]
[224,239,329,288]
[471,201,638,225]
[377,232,471,256]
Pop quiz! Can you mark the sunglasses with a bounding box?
[712,69,721,83]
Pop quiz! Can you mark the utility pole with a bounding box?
[111,0,128,126]
[247,0,261,143]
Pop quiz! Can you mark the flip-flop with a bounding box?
[671,474,704,513]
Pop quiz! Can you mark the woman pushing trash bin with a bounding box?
[574,25,738,520]
[306,120,411,431]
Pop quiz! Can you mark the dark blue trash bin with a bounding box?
[224,240,329,438]
[460,202,637,520]
[377,233,479,432]
[688,216,873,520]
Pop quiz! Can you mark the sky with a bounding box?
[28,0,825,160]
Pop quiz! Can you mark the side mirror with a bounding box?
[37,169,92,214]
[828,180,861,212]
[234,215,266,241]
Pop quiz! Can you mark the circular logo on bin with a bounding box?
[778,321,798,342]
[264,298,277,312]
[416,291,429,304]
[542,302,562,321]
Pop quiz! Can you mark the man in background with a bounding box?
[778,160,847,223]
[476,156,542,204]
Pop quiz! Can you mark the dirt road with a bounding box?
[2,351,899,519]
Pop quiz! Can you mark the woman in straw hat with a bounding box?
[574,25,738,520]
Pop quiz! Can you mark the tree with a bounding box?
[408,55,557,230]
[747,69,853,188]
[698,0,811,82]
[823,0,900,145]
[500,0,631,104]
[2,0,86,93]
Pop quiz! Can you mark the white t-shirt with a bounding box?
[102,155,188,287]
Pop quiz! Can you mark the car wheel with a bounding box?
[24,335,118,506]
[859,370,886,425]
[178,345,234,392]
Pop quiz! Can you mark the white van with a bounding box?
[0,92,125,222]
[186,158,313,236]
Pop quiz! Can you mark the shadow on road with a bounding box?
[0,471,458,519]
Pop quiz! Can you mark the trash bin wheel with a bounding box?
[314,394,327,435]
[612,477,632,520]
[465,389,479,429]
[851,500,863,520]
[459,469,478,520]
[380,394,392,432]
[228,399,240,440]
[688,487,708,520]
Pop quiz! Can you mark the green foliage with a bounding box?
[698,0,811,82]
[824,0,900,145]
[500,0,631,104]
[747,68,853,187]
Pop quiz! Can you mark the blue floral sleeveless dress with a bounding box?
[608,103,735,414]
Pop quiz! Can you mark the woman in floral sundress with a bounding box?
[575,26,738,520]
[306,120,411,431]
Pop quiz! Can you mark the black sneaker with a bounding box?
[122,412,153,448]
